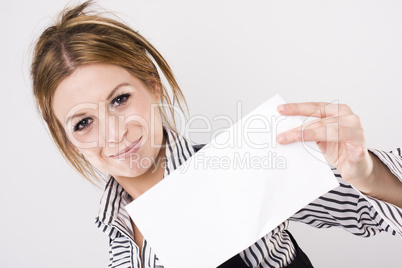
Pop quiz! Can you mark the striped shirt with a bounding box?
[95,126,402,268]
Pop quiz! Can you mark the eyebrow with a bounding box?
[66,112,88,126]
[65,82,131,125]
[106,82,131,101]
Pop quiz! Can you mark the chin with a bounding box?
[105,150,159,178]
[121,162,153,178]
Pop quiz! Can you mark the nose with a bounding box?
[98,105,127,147]
[105,115,126,144]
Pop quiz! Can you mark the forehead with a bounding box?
[53,64,136,123]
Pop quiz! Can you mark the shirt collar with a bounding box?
[95,125,196,238]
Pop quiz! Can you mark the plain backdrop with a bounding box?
[1,0,401,267]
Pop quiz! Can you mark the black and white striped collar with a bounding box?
[94,125,196,238]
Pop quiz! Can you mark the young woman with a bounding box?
[31,2,402,268]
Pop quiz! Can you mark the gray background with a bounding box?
[1,0,401,267]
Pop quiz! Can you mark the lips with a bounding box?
[110,136,142,159]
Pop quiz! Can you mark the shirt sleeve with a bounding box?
[290,147,402,237]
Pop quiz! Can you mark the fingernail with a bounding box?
[277,134,287,144]
[277,104,287,113]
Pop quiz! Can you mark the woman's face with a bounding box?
[53,63,164,178]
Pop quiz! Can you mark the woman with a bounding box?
[31,2,402,268]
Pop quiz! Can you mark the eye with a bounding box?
[110,93,131,111]
[73,117,93,132]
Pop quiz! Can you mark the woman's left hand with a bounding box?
[276,101,402,207]
[276,102,373,187]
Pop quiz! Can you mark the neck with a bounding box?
[113,138,166,200]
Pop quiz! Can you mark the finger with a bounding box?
[277,117,335,144]
[277,122,339,144]
[277,115,364,144]
[277,102,353,118]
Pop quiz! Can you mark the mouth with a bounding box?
[110,136,142,159]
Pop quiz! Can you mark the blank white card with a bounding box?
[125,95,338,268]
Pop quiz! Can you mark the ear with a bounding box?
[148,80,161,103]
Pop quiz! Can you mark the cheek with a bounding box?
[124,98,155,130]
[77,147,108,173]
[68,124,100,150]
[124,101,163,149]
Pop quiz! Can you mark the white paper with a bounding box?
[125,95,338,268]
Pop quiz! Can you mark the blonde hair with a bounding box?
[31,1,188,186]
